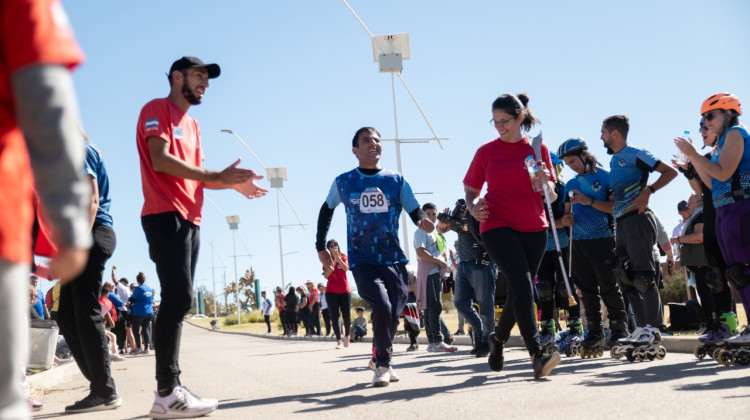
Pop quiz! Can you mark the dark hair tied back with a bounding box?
[492,92,539,132]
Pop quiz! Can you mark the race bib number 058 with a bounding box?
[359,187,389,214]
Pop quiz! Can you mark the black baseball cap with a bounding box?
[169,56,220,79]
[677,200,688,212]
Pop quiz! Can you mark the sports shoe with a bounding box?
[65,393,122,413]
[533,351,561,379]
[388,367,400,382]
[406,343,419,352]
[148,386,217,419]
[488,333,504,372]
[110,352,125,362]
[344,336,350,348]
[372,366,391,387]
[28,396,44,412]
[368,358,376,371]
[474,341,490,358]
[432,342,458,352]
[426,343,435,352]
[336,340,343,349]
[181,386,218,408]
[443,334,455,345]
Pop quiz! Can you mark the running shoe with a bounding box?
[388,367,400,382]
[432,342,458,352]
[533,352,561,379]
[148,386,216,419]
[65,393,122,413]
[372,367,391,387]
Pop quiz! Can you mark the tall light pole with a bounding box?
[267,168,307,292]
[226,215,241,324]
[340,1,448,259]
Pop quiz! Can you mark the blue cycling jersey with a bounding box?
[325,168,420,268]
[609,145,659,219]
[711,126,750,208]
[565,169,614,240]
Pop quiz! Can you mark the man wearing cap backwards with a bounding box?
[136,56,268,419]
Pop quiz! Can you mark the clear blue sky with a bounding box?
[51,0,749,307]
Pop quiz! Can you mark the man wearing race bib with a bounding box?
[316,127,434,387]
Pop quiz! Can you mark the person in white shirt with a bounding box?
[261,291,273,334]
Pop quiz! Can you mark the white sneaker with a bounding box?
[181,386,218,409]
[388,367,400,382]
[372,366,390,387]
[148,386,217,419]
[426,343,435,352]
[433,342,458,352]
[110,352,125,362]
[335,340,343,349]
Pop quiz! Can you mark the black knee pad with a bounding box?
[633,271,655,294]
[726,264,750,290]
[705,267,725,293]
[613,257,633,286]
[536,281,554,302]
[555,280,569,304]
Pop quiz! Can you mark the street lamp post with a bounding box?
[227,215,241,324]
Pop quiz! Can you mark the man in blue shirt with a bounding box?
[316,127,433,387]
[601,115,676,349]
[57,138,121,413]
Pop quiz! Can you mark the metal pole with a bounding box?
[391,72,411,260]
[233,230,240,324]
[211,242,218,318]
[277,189,286,292]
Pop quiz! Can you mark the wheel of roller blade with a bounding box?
[656,346,667,359]
[717,349,734,366]
[693,345,706,360]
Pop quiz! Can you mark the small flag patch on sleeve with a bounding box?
[145,119,159,131]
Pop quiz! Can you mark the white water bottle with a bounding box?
[525,155,543,192]
[676,130,690,165]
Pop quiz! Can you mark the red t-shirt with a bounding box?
[0,0,83,263]
[307,287,318,309]
[136,97,205,224]
[324,254,351,293]
[275,294,285,312]
[463,136,556,234]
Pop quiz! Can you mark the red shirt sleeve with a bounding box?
[1,0,84,74]
[463,146,487,190]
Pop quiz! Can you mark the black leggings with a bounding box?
[482,227,547,356]
[132,314,153,349]
[326,292,351,340]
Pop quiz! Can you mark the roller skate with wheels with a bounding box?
[606,321,630,349]
[579,328,606,359]
[716,324,750,367]
[694,312,738,361]
[562,319,584,357]
[620,325,666,362]
[539,320,558,355]
[610,326,641,360]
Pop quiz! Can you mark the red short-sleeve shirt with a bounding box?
[136,98,205,224]
[463,137,555,234]
[0,0,83,262]
[324,254,351,293]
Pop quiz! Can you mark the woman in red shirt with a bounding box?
[323,239,352,349]
[463,93,561,379]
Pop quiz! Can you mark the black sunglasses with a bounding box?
[703,110,723,122]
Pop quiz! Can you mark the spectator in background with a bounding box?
[318,284,331,337]
[29,275,48,320]
[323,239,352,349]
[350,307,368,342]
[296,286,310,336]
[45,281,61,321]
[260,291,273,334]
[129,272,154,355]
[104,281,127,355]
[671,201,690,259]
[306,280,321,336]
[99,285,123,362]
[274,287,286,336]
[28,286,42,320]
[284,286,298,336]
[112,270,135,354]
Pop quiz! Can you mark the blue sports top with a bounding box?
[609,145,660,219]
[129,284,154,317]
[84,142,113,227]
[564,169,614,240]
[711,126,750,208]
[325,168,420,268]
[545,180,569,251]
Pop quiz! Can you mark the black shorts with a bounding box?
[124,311,132,327]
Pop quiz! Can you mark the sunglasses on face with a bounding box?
[703,110,723,122]
[699,123,708,131]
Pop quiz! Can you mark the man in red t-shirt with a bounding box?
[1,1,93,417]
[136,56,267,419]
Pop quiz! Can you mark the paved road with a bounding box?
[36,324,749,419]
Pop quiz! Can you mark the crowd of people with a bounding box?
[2,1,748,418]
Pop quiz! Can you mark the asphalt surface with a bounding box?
[35,323,749,419]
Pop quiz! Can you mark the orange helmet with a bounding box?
[701,93,742,116]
